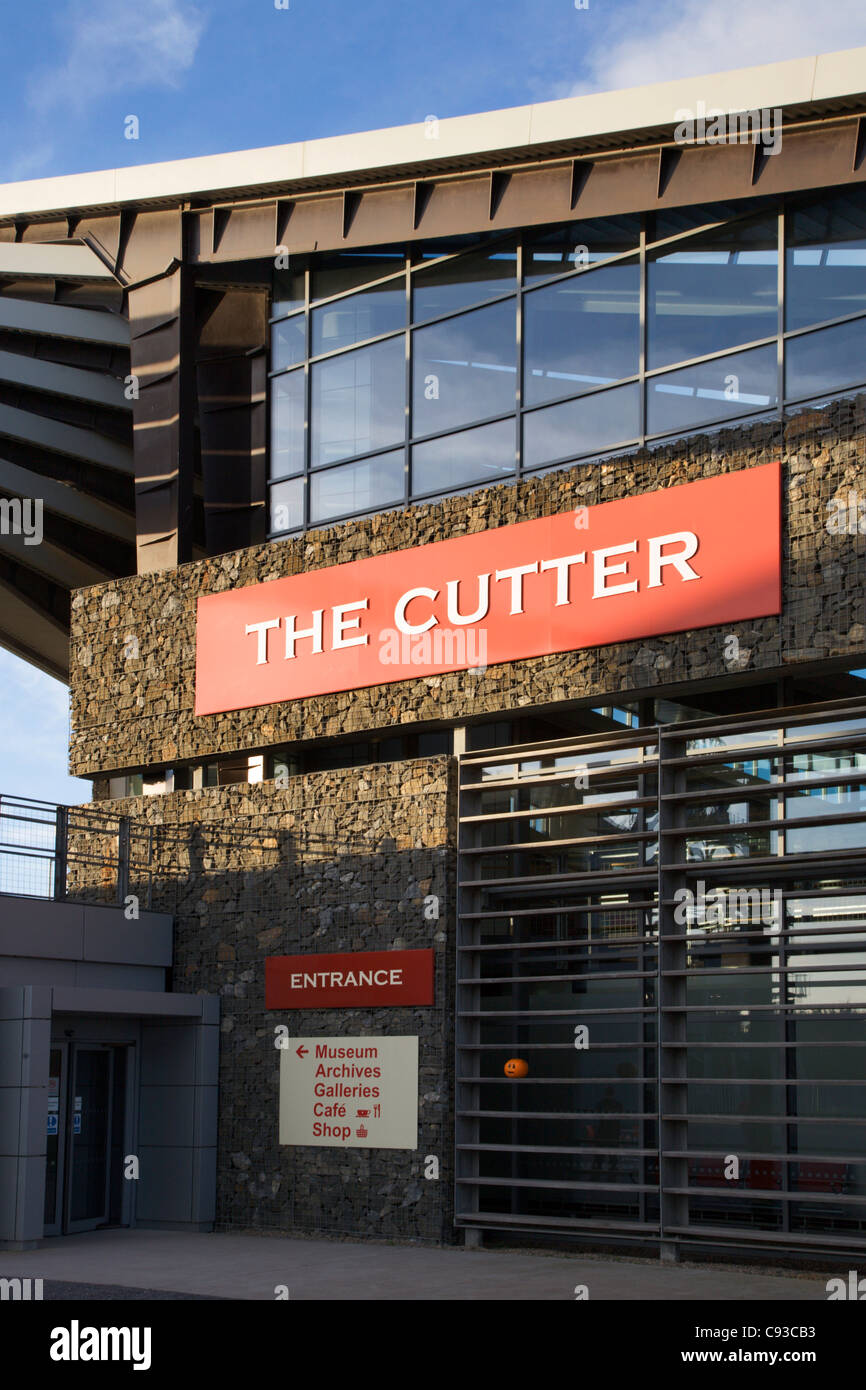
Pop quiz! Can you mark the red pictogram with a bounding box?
[356,1125,368,1138]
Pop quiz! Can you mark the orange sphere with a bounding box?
[504,1057,529,1078]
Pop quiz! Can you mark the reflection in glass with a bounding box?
[786,188,866,330]
[785,317,866,400]
[270,476,304,533]
[523,382,640,468]
[311,336,405,467]
[523,260,640,406]
[412,418,515,495]
[312,249,405,301]
[273,269,305,317]
[412,299,516,436]
[311,282,405,356]
[272,313,306,371]
[524,215,639,281]
[647,346,777,435]
[310,450,404,523]
[270,368,305,478]
[648,218,777,368]
[412,243,516,320]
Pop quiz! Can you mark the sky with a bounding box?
[1,0,866,803]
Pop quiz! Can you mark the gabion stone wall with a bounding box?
[107,757,457,1244]
[69,394,866,780]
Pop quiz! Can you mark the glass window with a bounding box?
[412,418,515,495]
[311,282,405,356]
[412,298,516,436]
[271,313,306,371]
[273,269,305,318]
[523,382,640,469]
[311,336,405,468]
[312,249,405,301]
[412,243,516,321]
[786,188,866,330]
[652,201,770,241]
[648,218,778,369]
[785,316,866,400]
[310,450,404,524]
[523,259,640,406]
[524,215,639,281]
[647,345,777,436]
[270,368,305,478]
[270,476,304,533]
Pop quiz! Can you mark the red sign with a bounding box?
[195,463,782,715]
[265,949,435,1009]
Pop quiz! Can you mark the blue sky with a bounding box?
[2,0,866,803]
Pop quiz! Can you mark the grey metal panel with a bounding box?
[0,1081,45,1157]
[134,1146,194,1223]
[0,986,51,1020]
[0,897,85,959]
[0,242,114,279]
[0,403,132,473]
[0,458,134,536]
[0,958,77,987]
[50,986,210,1018]
[192,1085,218,1149]
[0,295,128,346]
[71,963,165,990]
[139,1084,196,1146]
[0,348,127,409]
[140,1023,197,1085]
[82,904,172,967]
[194,1022,219,1086]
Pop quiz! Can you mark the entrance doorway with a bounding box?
[44,1042,130,1235]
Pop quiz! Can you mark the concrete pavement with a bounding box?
[0,1229,834,1300]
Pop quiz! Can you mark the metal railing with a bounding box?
[0,794,154,908]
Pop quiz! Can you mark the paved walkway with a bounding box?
[0,1229,832,1300]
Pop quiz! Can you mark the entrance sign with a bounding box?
[266,948,434,1009]
[279,1036,418,1149]
[195,463,782,715]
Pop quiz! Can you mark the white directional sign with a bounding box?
[279,1036,419,1149]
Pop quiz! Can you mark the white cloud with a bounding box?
[28,0,206,115]
[558,0,866,98]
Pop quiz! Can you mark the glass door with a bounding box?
[43,1044,68,1235]
[64,1045,114,1233]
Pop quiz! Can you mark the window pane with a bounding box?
[524,215,639,281]
[647,346,777,436]
[273,270,305,317]
[412,243,516,321]
[310,450,404,523]
[412,298,516,436]
[523,382,640,469]
[523,259,640,406]
[648,219,778,369]
[311,282,405,355]
[786,188,866,330]
[412,418,515,495]
[270,477,304,533]
[271,313,306,371]
[312,249,405,301]
[785,316,866,400]
[311,336,405,468]
[270,368,305,478]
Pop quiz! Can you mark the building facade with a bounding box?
[2,48,866,1261]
